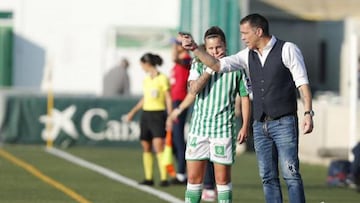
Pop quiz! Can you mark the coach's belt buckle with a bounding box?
[264,115,276,121]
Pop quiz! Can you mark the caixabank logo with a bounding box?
[38,105,140,143]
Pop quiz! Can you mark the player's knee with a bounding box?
[187,174,203,184]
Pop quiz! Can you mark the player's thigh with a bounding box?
[187,160,207,184]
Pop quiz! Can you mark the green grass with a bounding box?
[0,144,359,203]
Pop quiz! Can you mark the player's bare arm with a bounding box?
[166,93,195,131]
[188,71,212,95]
[237,96,251,144]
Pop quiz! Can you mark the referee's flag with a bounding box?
[163,131,176,177]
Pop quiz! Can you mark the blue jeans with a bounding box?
[203,161,215,189]
[253,115,305,203]
[172,100,188,174]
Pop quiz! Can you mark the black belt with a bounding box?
[260,112,295,122]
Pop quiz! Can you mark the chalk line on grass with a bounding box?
[0,148,91,203]
[45,147,183,203]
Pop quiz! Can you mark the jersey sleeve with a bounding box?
[187,59,203,81]
[238,69,250,97]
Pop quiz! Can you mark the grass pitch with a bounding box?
[0,144,359,203]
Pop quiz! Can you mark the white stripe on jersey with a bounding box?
[188,61,248,138]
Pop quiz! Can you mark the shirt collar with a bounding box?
[253,35,276,55]
[264,35,277,51]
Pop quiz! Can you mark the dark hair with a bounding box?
[240,13,270,36]
[140,53,163,66]
[204,26,226,44]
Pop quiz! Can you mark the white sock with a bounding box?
[216,183,232,201]
[216,183,232,192]
[187,183,203,191]
[176,173,186,181]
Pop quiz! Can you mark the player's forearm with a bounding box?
[177,94,196,111]
[188,72,212,95]
[234,96,242,117]
[170,93,195,119]
[240,97,251,129]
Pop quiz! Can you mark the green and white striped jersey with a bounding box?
[188,60,250,138]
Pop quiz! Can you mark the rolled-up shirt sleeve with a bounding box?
[282,42,309,87]
[219,49,248,73]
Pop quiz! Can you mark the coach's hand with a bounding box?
[179,32,198,51]
[302,115,314,134]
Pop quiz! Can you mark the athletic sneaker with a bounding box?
[139,180,154,186]
[159,180,170,187]
[201,189,217,202]
[170,178,187,185]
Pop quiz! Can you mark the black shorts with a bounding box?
[140,110,166,141]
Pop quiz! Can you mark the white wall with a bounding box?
[298,98,360,165]
[0,0,180,95]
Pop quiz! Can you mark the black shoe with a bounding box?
[159,180,170,187]
[139,180,154,186]
[170,178,187,185]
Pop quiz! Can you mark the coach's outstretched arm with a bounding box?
[180,33,221,72]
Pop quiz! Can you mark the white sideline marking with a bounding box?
[45,147,183,203]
